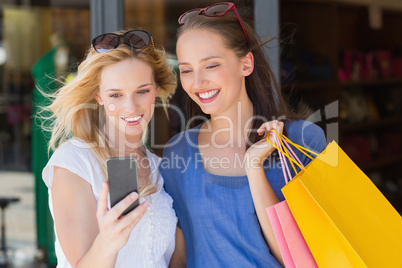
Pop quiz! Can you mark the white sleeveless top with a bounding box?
[42,139,177,268]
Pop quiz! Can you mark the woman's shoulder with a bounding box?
[163,124,202,156]
[285,119,324,136]
[51,138,95,161]
[43,139,100,188]
[47,138,99,174]
[285,120,326,153]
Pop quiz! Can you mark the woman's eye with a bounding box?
[180,69,192,74]
[110,93,121,98]
[206,64,219,69]
[138,89,150,94]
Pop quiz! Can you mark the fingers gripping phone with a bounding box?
[106,157,139,216]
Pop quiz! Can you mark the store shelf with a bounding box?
[340,78,402,88]
[284,80,336,91]
[281,0,402,195]
[359,154,402,172]
[288,79,402,91]
[342,117,402,133]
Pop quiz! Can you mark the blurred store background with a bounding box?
[0,0,401,267]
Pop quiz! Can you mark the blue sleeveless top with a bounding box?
[160,120,326,267]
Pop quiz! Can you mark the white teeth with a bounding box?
[120,115,142,122]
[199,89,219,99]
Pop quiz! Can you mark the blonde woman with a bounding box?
[41,29,177,268]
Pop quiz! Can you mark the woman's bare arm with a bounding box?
[52,167,148,267]
[169,227,186,268]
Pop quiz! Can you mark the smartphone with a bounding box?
[106,157,139,216]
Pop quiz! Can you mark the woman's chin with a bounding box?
[116,127,144,142]
[201,106,223,117]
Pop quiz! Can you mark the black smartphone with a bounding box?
[106,157,139,216]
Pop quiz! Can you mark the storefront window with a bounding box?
[0,2,90,265]
[0,2,90,172]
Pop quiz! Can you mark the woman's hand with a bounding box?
[95,181,149,256]
[245,120,284,170]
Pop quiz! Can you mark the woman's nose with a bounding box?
[193,71,207,90]
[125,97,138,113]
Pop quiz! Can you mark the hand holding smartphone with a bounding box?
[106,157,140,216]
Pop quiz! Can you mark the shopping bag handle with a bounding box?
[266,130,305,170]
[267,131,303,184]
[266,129,318,183]
[267,130,319,160]
[270,133,294,183]
[278,130,319,159]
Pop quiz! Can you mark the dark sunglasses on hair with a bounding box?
[178,2,250,47]
[92,29,153,53]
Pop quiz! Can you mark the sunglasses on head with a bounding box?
[92,29,153,53]
[178,2,250,47]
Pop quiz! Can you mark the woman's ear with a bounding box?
[154,86,160,99]
[95,95,104,105]
[241,52,254,77]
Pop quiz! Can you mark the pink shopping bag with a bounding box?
[266,132,317,268]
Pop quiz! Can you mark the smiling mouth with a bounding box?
[119,115,143,123]
[196,89,220,100]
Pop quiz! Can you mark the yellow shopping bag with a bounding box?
[277,139,402,268]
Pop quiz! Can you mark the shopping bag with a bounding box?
[267,201,318,268]
[271,133,402,268]
[266,133,318,268]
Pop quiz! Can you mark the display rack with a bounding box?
[280,0,402,213]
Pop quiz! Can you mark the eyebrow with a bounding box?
[138,83,154,88]
[105,83,154,92]
[178,56,222,66]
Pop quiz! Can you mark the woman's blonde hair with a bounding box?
[43,29,177,196]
